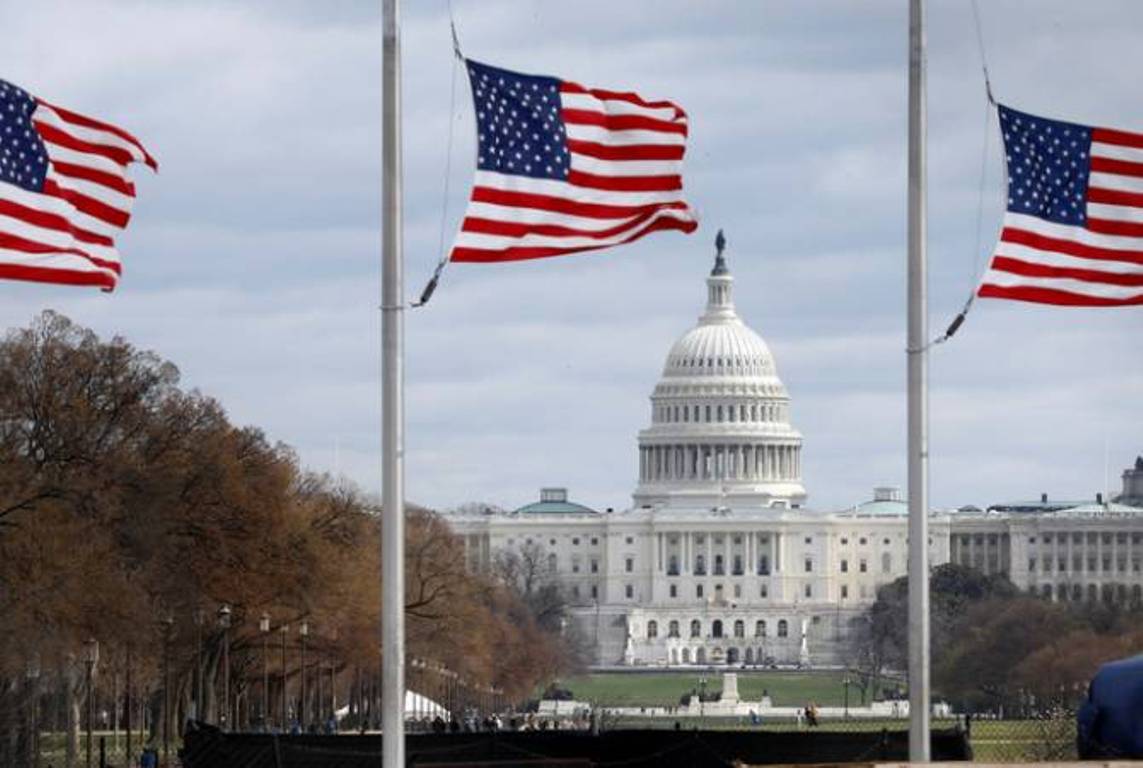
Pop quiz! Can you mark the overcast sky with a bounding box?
[3,1,1140,513]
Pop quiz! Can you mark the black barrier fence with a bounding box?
[179,721,972,768]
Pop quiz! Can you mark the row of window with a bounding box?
[671,553,765,576]
[665,553,892,576]
[1029,556,1143,574]
[1034,582,1143,604]
[670,354,767,370]
[647,618,793,640]
[654,402,785,425]
[1029,532,1143,546]
[512,535,636,548]
[665,582,820,600]
[552,555,637,574]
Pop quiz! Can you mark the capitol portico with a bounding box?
[447,237,1143,668]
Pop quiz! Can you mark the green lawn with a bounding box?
[559,670,867,708]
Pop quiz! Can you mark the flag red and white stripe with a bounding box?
[449,60,697,263]
[0,80,156,291]
[979,105,1143,307]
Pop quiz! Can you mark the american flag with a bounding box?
[979,104,1143,306]
[449,60,697,264]
[0,79,155,291]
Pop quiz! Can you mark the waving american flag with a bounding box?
[0,79,156,291]
[980,104,1143,307]
[449,60,697,264]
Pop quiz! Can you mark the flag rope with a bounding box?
[913,1,997,350]
[412,9,465,308]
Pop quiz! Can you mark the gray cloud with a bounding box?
[1,0,1139,515]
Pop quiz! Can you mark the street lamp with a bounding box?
[25,655,41,768]
[317,647,325,731]
[217,605,232,730]
[299,620,309,730]
[259,613,271,730]
[698,675,707,728]
[280,623,289,730]
[193,608,205,721]
[160,616,174,761]
[83,638,99,768]
[843,674,851,719]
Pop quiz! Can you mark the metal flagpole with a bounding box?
[381,0,406,766]
[906,0,931,761]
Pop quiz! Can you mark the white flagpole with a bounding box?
[381,0,406,766]
[907,0,931,760]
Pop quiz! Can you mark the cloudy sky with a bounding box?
[3,1,1140,513]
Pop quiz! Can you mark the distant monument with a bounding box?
[720,672,740,706]
[799,618,811,667]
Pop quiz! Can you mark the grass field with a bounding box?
[559,670,866,707]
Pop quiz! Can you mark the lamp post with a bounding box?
[83,638,99,768]
[317,649,325,730]
[124,644,133,768]
[259,613,271,730]
[194,608,205,721]
[160,615,174,761]
[299,621,309,730]
[698,675,707,728]
[280,623,289,730]
[25,655,40,768]
[217,605,232,730]
[843,674,851,719]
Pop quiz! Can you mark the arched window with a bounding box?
[714,554,724,575]
[755,620,767,637]
[717,405,723,422]
[690,619,702,638]
[668,620,679,638]
[881,553,892,573]
[744,647,754,664]
[757,555,769,575]
[647,621,658,639]
[777,619,788,638]
[695,554,706,575]
[681,647,691,664]
[712,620,723,638]
[733,620,745,638]
[696,647,706,664]
[668,555,679,575]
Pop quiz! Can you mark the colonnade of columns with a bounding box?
[654,531,782,576]
[638,443,801,483]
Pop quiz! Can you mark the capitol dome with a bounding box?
[633,234,806,509]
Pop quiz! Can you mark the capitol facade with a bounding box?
[447,242,1143,668]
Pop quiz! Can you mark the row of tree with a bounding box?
[853,563,1143,713]
[0,312,576,766]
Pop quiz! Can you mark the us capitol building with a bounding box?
[447,238,1143,668]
